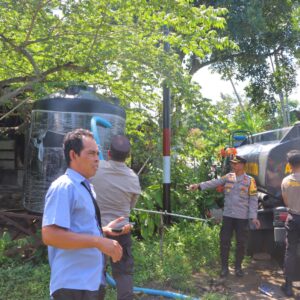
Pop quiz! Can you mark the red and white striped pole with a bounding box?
[162,25,171,224]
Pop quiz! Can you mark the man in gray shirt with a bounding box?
[189,155,260,278]
[92,135,141,300]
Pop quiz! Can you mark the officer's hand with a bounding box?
[97,237,123,262]
[103,217,124,236]
[121,223,132,234]
[105,216,125,229]
[188,184,200,191]
[251,218,260,229]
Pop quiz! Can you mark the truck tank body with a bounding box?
[235,123,300,207]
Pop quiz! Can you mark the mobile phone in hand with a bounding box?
[111,228,123,233]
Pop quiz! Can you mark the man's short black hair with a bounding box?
[63,128,94,166]
[110,135,130,162]
[287,150,300,167]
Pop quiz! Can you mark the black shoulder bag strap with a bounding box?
[81,181,103,232]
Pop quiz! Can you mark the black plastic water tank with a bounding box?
[34,85,125,117]
[23,85,126,213]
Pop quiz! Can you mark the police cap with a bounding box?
[230,155,247,164]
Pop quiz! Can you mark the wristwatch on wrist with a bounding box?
[198,184,201,190]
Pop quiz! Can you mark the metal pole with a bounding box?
[162,25,171,224]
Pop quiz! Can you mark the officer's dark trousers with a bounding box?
[284,213,300,280]
[109,233,134,300]
[220,216,248,269]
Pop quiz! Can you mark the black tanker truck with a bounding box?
[226,122,300,279]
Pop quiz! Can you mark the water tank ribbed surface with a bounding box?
[23,86,125,213]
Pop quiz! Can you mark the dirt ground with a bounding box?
[137,254,300,300]
[211,256,300,300]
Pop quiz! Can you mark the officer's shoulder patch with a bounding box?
[249,177,257,195]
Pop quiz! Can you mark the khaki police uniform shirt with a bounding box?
[199,172,258,219]
[91,160,141,227]
[281,172,300,215]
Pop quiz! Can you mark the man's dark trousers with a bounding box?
[109,233,134,300]
[284,213,300,280]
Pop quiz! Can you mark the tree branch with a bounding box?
[0,81,37,105]
[85,25,102,66]
[0,34,40,75]
[189,47,284,76]
[0,62,88,87]
[0,62,89,104]
[25,0,47,43]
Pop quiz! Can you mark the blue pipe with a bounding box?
[106,273,200,299]
[90,116,112,160]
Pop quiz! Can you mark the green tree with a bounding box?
[0,0,233,109]
[191,0,300,127]
[0,0,239,238]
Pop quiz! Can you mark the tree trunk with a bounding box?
[270,55,289,127]
[229,76,245,114]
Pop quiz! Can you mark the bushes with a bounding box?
[0,222,228,299]
[164,221,221,271]
[132,221,222,296]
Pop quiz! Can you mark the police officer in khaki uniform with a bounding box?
[189,155,260,277]
[92,135,141,300]
[281,150,300,297]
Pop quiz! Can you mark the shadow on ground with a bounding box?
[193,255,300,300]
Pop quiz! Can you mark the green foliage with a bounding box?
[1,2,291,299]
[0,231,13,265]
[0,223,227,300]
[133,236,193,289]
[136,184,162,239]
[0,231,46,264]
[0,263,50,300]
[130,93,235,231]
[163,222,220,271]
[0,232,49,300]
[216,93,272,133]
[229,105,273,133]
[203,0,300,125]
[0,0,234,109]
[132,221,222,295]
[171,159,221,215]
